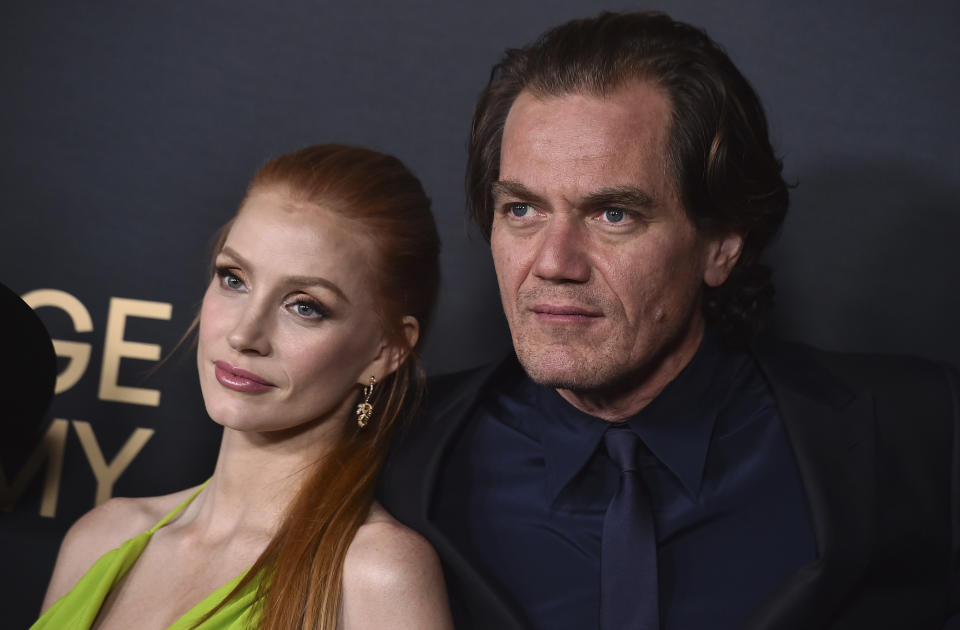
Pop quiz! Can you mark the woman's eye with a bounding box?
[291,300,327,320]
[508,203,533,218]
[296,302,317,317]
[601,208,627,224]
[216,268,246,290]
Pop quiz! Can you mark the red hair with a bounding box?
[199,145,439,628]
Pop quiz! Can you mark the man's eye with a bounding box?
[508,203,533,218]
[601,208,626,223]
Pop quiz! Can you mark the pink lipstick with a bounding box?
[213,360,276,393]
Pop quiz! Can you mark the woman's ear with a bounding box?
[399,315,420,354]
[363,316,420,383]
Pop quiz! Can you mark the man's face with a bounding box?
[491,81,739,395]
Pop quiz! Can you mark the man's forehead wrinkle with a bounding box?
[500,82,678,214]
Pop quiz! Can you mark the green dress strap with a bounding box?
[31,481,261,630]
[149,481,209,533]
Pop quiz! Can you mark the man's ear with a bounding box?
[703,232,744,287]
[363,316,420,383]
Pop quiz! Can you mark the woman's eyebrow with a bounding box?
[218,246,350,304]
[283,274,350,304]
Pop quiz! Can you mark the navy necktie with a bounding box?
[601,424,660,630]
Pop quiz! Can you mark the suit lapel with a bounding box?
[746,341,877,630]
[382,358,530,630]
[388,342,878,630]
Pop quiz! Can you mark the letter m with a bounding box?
[0,419,68,518]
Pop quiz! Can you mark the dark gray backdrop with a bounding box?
[2,1,958,625]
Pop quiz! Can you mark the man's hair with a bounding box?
[467,11,789,344]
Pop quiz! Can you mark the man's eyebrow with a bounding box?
[491,181,657,212]
[217,246,350,303]
[490,181,548,206]
[582,186,657,210]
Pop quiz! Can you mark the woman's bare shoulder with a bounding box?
[346,503,440,581]
[340,502,453,629]
[39,486,200,613]
[64,488,196,554]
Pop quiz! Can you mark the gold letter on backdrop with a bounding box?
[72,420,155,505]
[0,419,69,518]
[22,289,94,394]
[99,297,172,406]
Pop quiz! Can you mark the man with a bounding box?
[379,11,959,630]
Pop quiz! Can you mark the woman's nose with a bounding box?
[226,303,272,356]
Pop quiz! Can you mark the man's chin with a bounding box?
[515,345,613,392]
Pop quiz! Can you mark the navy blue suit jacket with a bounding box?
[378,338,960,629]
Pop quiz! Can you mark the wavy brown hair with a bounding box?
[467,11,789,345]
[197,145,440,628]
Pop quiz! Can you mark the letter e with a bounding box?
[98,297,172,406]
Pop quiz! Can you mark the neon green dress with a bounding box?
[31,483,261,629]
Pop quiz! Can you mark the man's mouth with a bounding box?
[529,303,603,323]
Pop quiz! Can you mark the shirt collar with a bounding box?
[625,329,729,497]
[537,328,738,501]
[537,385,611,502]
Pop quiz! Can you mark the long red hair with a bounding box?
[198,145,440,628]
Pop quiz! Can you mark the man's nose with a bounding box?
[227,301,273,356]
[531,217,591,283]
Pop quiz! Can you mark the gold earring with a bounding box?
[356,376,376,428]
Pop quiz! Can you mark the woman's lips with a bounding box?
[213,360,276,393]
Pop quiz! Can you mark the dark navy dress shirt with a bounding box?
[433,332,818,630]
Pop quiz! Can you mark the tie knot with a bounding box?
[604,424,639,473]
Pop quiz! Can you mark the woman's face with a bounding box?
[197,187,390,434]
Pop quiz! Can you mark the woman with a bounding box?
[32,145,452,629]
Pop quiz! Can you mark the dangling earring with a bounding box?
[355,376,376,428]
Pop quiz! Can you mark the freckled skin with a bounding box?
[197,188,388,435]
[40,185,451,630]
[491,82,741,419]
